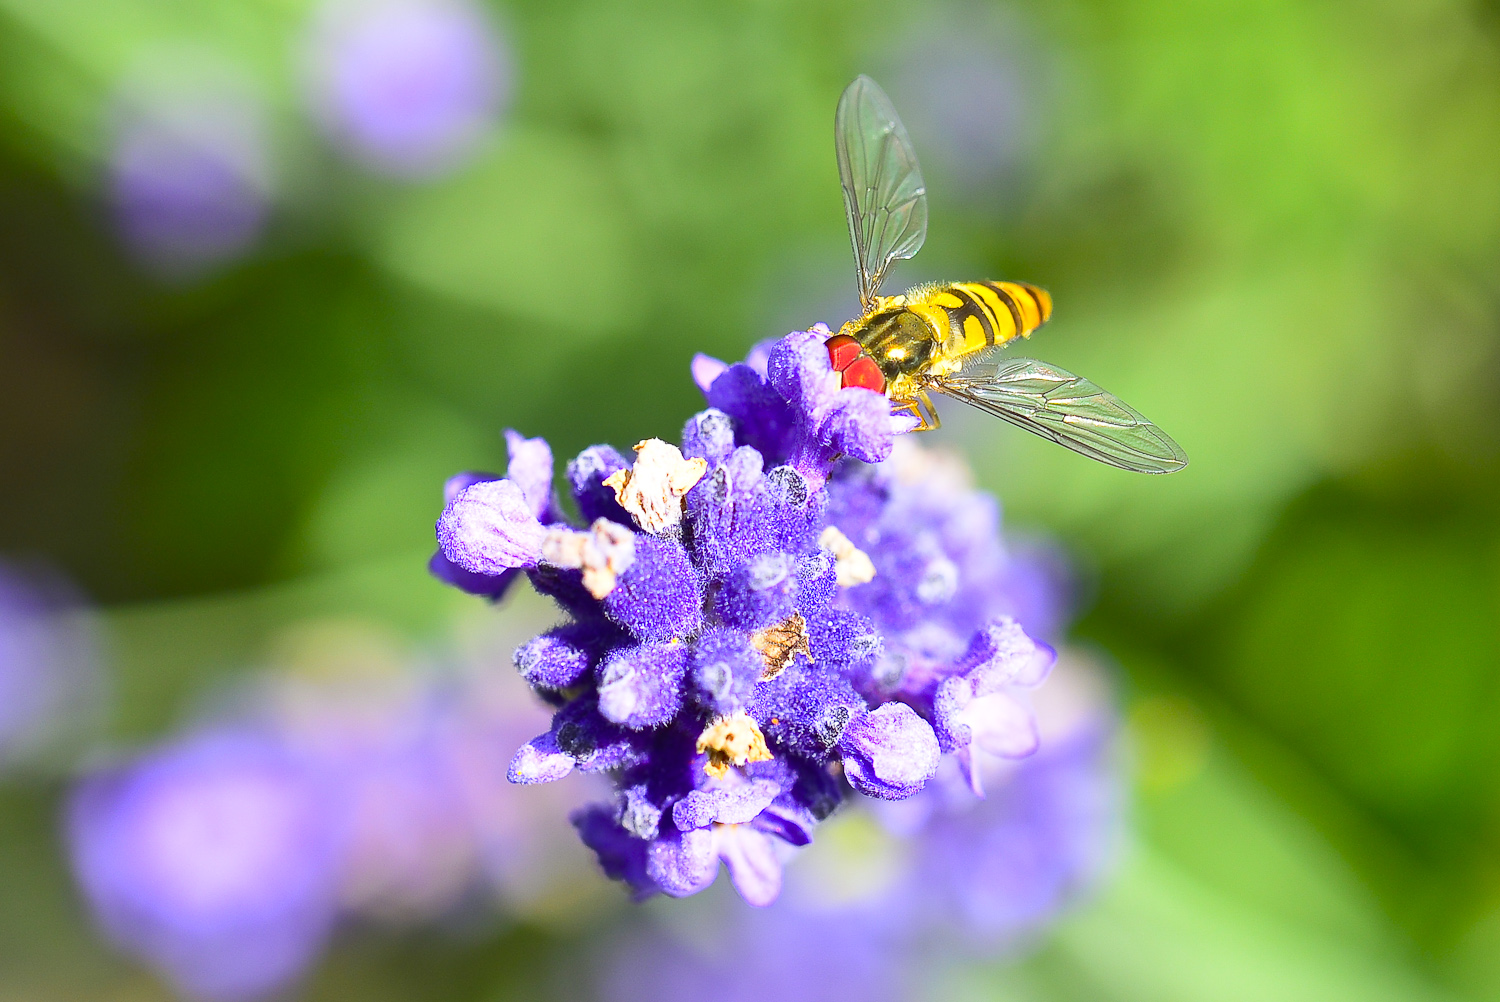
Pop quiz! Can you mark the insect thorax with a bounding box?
[838,287,970,396]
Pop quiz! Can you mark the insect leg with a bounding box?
[891,393,941,432]
[890,398,924,429]
[916,390,941,431]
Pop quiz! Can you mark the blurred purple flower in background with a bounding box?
[107,55,273,276]
[605,900,910,1002]
[304,0,510,178]
[0,561,102,768]
[919,726,1119,942]
[882,10,1043,203]
[67,731,345,1001]
[265,627,603,922]
[268,664,477,924]
[66,617,605,998]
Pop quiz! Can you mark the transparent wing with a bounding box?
[934,357,1189,474]
[836,75,928,310]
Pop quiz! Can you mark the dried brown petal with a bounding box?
[540,518,637,599]
[602,438,708,534]
[750,611,812,680]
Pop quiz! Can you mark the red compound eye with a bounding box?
[841,355,886,392]
[824,334,862,372]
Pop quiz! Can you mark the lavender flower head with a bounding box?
[67,730,345,1001]
[304,0,510,178]
[431,326,1063,907]
[263,621,606,921]
[107,56,273,276]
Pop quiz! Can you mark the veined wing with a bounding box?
[836,75,928,311]
[934,357,1189,474]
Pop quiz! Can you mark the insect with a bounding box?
[829,75,1188,474]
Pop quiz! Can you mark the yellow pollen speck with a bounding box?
[886,347,906,360]
[750,611,813,679]
[696,711,772,778]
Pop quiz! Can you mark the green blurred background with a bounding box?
[5,0,1500,998]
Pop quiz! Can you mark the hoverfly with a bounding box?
[827,76,1187,474]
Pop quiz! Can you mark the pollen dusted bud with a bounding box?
[436,478,546,574]
[838,702,940,800]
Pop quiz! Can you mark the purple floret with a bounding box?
[651,827,725,899]
[839,703,941,800]
[428,329,1075,907]
[507,731,576,784]
[672,778,780,831]
[765,328,900,469]
[806,608,882,675]
[597,643,690,729]
[689,629,762,715]
[715,551,802,630]
[697,325,913,481]
[567,445,634,524]
[502,429,560,521]
[427,549,520,600]
[437,479,546,574]
[430,432,564,592]
[748,665,865,761]
[680,407,737,466]
[604,537,702,642]
[705,364,798,463]
[514,620,622,690]
[571,805,655,900]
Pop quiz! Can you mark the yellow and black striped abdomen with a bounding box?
[910,281,1052,361]
[838,279,1054,395]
